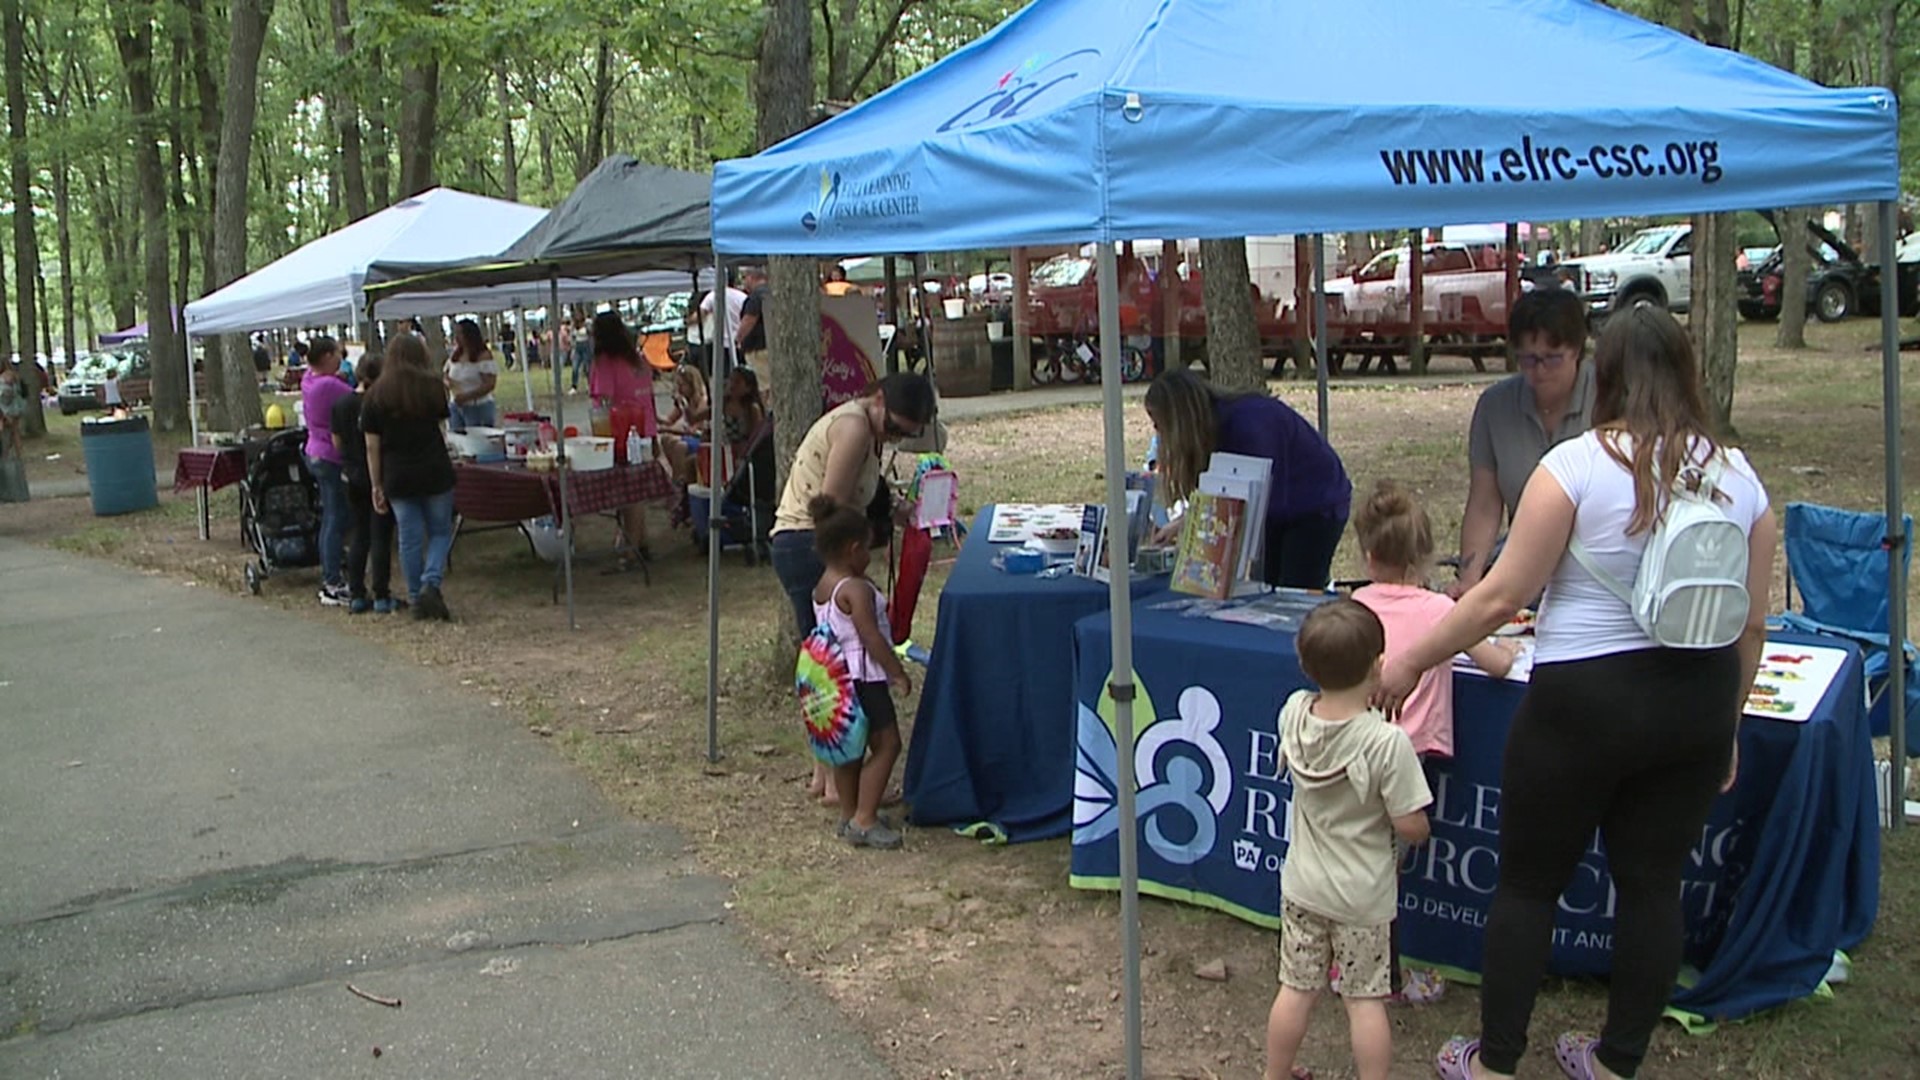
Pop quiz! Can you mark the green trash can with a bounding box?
[81,414,159,516]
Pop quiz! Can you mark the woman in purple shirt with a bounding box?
[301,336,356,605]
[1145,369,1351,589]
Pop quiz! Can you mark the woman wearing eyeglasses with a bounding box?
[770,372,939,638]
[1453,288,1596,596]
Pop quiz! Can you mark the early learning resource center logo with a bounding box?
[800,164,920,236]
[1074,680,1232,866]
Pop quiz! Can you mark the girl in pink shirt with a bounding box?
[1352,481,1514,758]
[1350,480,1514,1005]
[586,312,658,563]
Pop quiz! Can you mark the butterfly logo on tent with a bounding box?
[1075,679,1233,867]
[801,168,843,234]
[938,48,1102,133]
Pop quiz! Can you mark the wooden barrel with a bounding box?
[930,314,993,398]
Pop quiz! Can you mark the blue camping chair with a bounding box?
[1777,502,1918,753]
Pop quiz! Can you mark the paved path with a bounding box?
[0,538,892,1079]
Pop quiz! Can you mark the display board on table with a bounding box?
[1170,453,1271,599]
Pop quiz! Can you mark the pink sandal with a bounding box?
[1554,1032,1604,1080]
[1435,1036,1481,1080]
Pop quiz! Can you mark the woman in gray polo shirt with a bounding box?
[1453,288,1595,595]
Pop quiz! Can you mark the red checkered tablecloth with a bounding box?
[454,460,675,525]
[173,447,248,494]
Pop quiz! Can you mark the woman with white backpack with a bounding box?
[1376,303,1776,1080]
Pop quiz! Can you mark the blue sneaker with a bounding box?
[373,597,396,614]
[349,597,372,615]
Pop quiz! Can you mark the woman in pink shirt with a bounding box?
[586,311,657,563]
[1351,480,1514,1004]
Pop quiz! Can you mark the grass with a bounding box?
[14,316,1920,1078]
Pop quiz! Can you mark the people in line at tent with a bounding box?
[822,264,860,297]
[364,332,457,622]
[587,311,658,567]
[301,336,355,607]
[1144,368,1351,589]
[1379,306,1775,1080]
[569,315,594,391]
[771,372,938,806]
[443,318,500,433]
[1451,288,1594,597]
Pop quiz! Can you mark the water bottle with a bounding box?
[537,419,557,450]
[625,429,644,467]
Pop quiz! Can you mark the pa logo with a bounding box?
[1075,681,1233,866]
[1233,838,1263,872]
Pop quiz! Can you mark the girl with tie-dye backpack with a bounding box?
[793,495,912,850]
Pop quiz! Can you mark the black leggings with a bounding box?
[344,482,395,602]
[1479,646,1738,1078]
[1262,510,1347,589]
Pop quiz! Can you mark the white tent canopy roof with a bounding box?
[184,189,712,336]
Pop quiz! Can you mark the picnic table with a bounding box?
[173,446,248,540]
[453,459,676,591]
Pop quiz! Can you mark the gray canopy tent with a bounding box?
[711,0,1908,1074]
[366,159,733,762]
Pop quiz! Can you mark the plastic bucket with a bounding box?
[81,415,159,516]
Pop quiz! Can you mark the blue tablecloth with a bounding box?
[903,507,1162,842]
[1069,596,1879,1023]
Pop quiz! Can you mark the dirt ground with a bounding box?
[5,321,1918,1079]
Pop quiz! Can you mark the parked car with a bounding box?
[1323,242,1512,329]
[1558,223,1694,318]
[1738,220,1920,322]
[57,348,151,415]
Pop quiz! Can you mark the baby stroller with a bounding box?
[238,428,321,595]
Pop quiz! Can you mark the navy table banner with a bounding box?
[903,506,1160,842]
[1068,595,1879,1024]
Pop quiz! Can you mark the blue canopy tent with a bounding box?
[713,0,1906,1069]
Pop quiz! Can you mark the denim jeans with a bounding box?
[448,399,498,433]
[389,488,456,601]
[307,456,348,588]
[769,530,824,636]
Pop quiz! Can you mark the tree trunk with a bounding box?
[1775,206,1812,348]
[0,244,10,363]
[183,0,221,299]
[494,61,517,201]
[329,0,370,221]
[580,41,612,180]
[1198,238,1264,393]
[757,0,823,650]
[209,0,272,431]
[1342,232,1371,272]
[116,4,186,431]
[398,55,439,197]
[3,0,46,433]
[53,154,77,370]
[1687,0,1739,436]
[1689,212,1739,434]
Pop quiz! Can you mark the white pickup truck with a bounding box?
[1559,224,1693,317]
[1324,242,1511,327]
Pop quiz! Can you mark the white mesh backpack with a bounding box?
[1569,451,1751,649]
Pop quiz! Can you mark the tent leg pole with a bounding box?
[1312,233,1329,437]
[1096,244,1143,1080]
[516,303,534,413]
[707,252,727,765]
[551,273,575,632]
[1878,200,1907,824]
